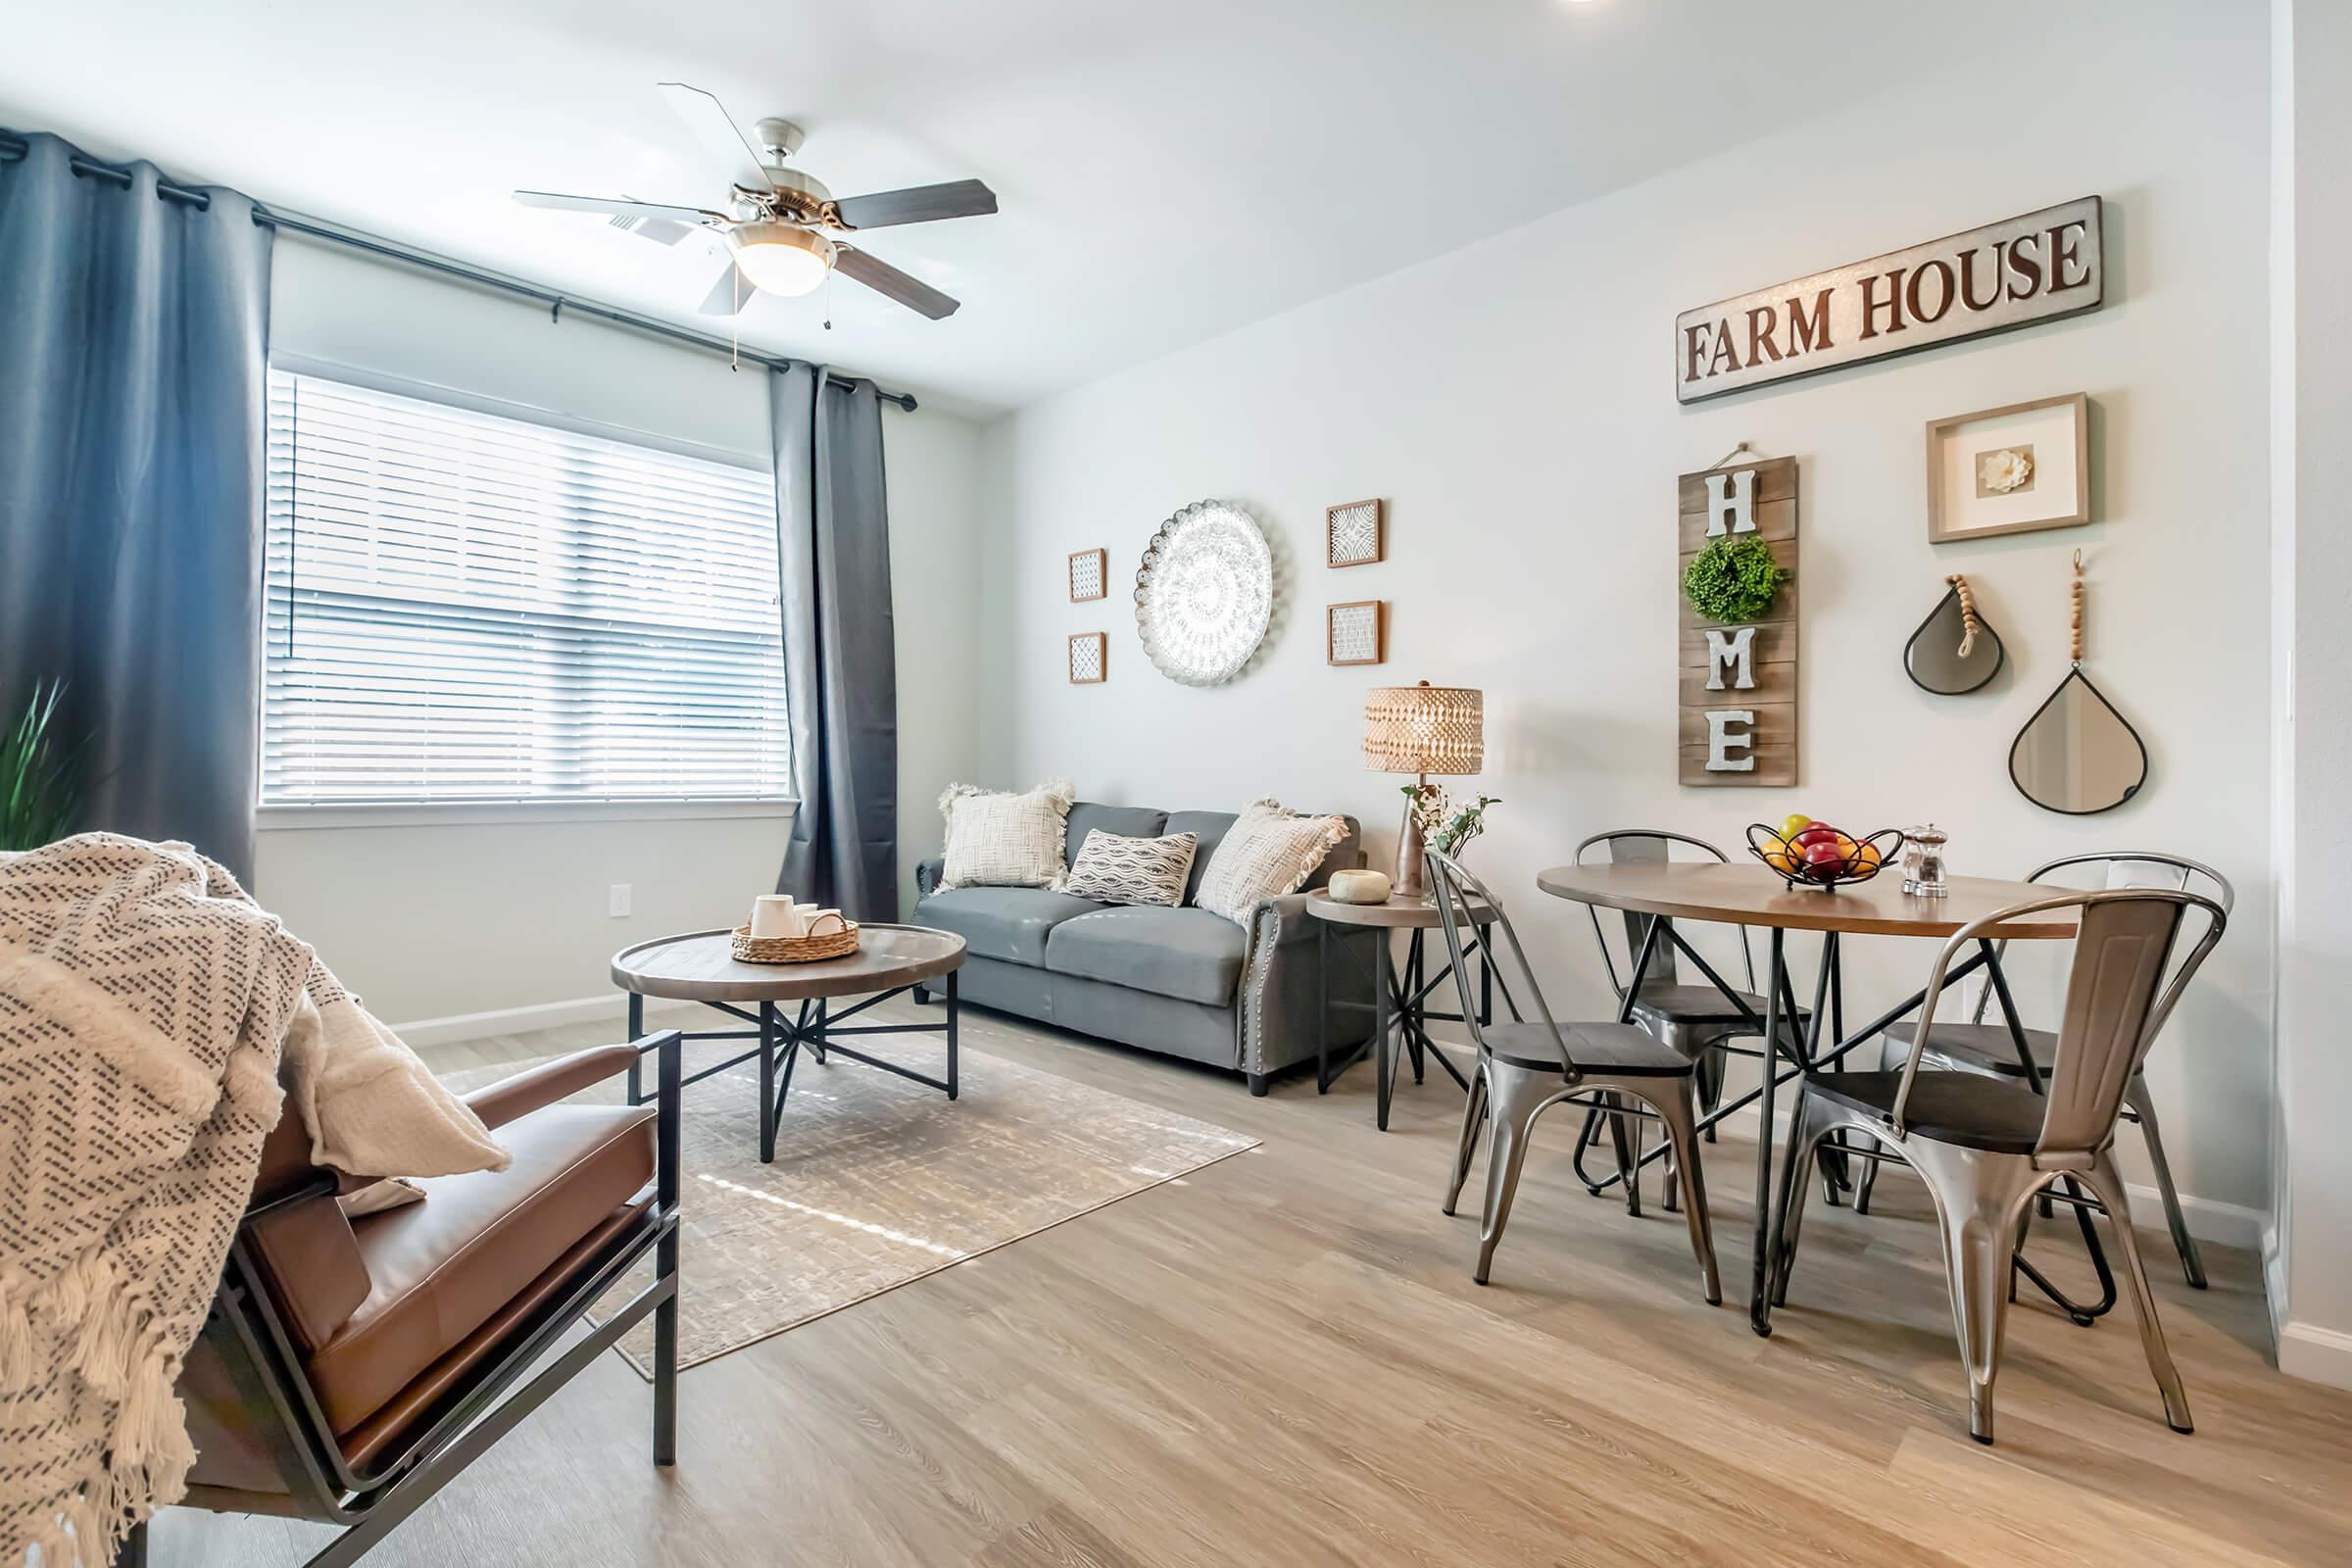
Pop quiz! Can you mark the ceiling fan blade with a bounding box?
[656,80,775,193]
[830,178,997,230]
[835,245,960,318]
[697,261,757,318]
[514,189,725,225]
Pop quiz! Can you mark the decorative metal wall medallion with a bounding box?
[1134,499,1275,686]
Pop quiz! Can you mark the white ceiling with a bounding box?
[4,1,2006,415]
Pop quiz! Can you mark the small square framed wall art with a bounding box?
[1067,631,1106,684]
[1326,600,1386,666]
[1326,498,1384,568]
[1067,547,1107,602]
[1925,393,2090,544]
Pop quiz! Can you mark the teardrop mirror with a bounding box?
[1904,586,2004,695]
[2009,668,2147,814]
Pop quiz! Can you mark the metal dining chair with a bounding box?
[1426,849,1720,1302]
[1571,830,1807,1213]
[1770,886,2226,1445]
[1854,853,2230,1289]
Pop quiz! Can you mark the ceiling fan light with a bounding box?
[730,222,835,296]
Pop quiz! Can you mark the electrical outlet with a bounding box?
[609,884,632,918]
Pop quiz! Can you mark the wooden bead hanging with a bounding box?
[1945,573,1982,659]
[2069,549,2085,664]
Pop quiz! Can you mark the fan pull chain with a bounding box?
[1945,573,1981,658]
[2069,549,2085,664]
[823,268,834,331]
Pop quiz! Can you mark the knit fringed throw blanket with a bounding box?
[0,834,506,1566]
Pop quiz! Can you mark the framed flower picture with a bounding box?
[1067,548,1107,602]
[1326,498,1384,568]
[1926,393,2090,544]
[1067,631,1106,684]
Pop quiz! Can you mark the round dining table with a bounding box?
[1535,861,2077,1336]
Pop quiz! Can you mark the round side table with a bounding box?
[1305,890,1497,1131]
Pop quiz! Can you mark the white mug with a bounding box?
[750,895,806,938]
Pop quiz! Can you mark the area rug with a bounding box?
[438,1010,1256,1376]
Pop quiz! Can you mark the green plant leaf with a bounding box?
[1,680,83,851]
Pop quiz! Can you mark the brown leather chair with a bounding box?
[122,1031,681,1568]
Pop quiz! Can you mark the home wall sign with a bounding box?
[1675,197,2103,404]
[1678,456,1797,786]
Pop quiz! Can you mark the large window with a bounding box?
[262,369,789,808]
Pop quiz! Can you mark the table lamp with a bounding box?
[1362,680,1485,900]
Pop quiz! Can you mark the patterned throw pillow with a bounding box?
[1193,799,1350,925]
[1062,829,1200,907]
[937,779,1075,892]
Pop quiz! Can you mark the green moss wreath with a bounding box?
[1682,534,1788,623]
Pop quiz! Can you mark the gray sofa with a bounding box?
[912,802,1374,1093]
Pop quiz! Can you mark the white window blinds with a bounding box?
[262,369,790,806]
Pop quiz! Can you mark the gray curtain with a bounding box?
[0,130,272,879]
[772,364,899,921]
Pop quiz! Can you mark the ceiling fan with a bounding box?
[513,82,996,319]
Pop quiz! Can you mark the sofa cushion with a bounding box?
[306,1102,655,1436]
[1063,829,1199,907]
[1063,803,1168,866]
[937,778,1074,891]
[915,886,1107,966]
[1194,800,1352,925]
[1163,810,1238,901]
[1045,906,1249,1006]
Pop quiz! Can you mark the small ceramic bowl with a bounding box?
[1328,868,1394,906]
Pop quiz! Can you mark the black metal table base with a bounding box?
[1317,922,1489,1130]
[623,974,958,1163]
[1573,916,2111,1337]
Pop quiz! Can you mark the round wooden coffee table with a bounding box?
[612,923,966,1163]
[1306,890,1496,1131]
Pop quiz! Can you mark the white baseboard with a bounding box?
[392,993,703,1048]
[2278,1318,2352,1391]
[2121,1184,2265,1250]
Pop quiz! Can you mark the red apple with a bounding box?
[1792,824,1843,850]
[1801,841,1849,882]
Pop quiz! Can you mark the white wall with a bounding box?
[255,239,985,1027]
[979,5,2275,1225]
[2269,0,2352,1388]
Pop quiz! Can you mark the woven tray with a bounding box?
[732,915,859,964]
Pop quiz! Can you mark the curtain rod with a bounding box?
[0,129,918,412]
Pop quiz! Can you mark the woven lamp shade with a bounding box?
[1363,682,1484,775]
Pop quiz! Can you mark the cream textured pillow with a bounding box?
[1194,799,1350,925]
[937,779,1076,892]
[1063,830,1199,907]
[282,964,511,1181]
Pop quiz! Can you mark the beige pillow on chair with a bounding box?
[1193,799,1350,925]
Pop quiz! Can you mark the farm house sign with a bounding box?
[1675,197,2103,403]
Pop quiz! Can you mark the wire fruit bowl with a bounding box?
[1744,824,1907,893]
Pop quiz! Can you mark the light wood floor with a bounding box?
[163,1003,2352,1566]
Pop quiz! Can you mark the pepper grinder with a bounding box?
[1906,823,1949,898]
